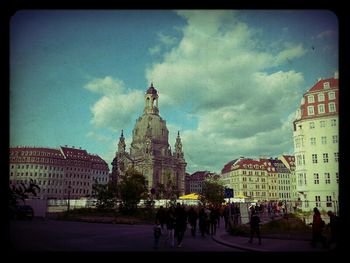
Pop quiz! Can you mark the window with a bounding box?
[309,122,315,129]
[332,135,338,143]
[336,173,339,184]
[314,173,319,184]
[318,104,325,114]
[315,196,321,207]
[318,93,325,102]
[323,153,329,163]
[325,173,331,184]
[307,106,314,115]
[329,102,336,112]
[334,152,339,162]
[323,82,330,89]
[320,120,325,128]
[328,91,335,100]
[308,95,314,103]
[321,136,327,145]
[326,196,332,207]
[310,137,316,145]
[312,154,318,164]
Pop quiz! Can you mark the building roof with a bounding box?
[221,159,238,174]
[190,171,214,180]
[9,146,65,159]
[307,78,338,93]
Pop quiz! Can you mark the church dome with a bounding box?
[132,114,169,145]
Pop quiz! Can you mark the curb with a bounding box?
[212,234,269,252]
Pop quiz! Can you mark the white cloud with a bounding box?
[86,131,110,142]
[317,30,337,39]
[149,45,161,56]
[84,76,144,131]
[146,10,305,173]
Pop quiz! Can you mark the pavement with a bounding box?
[211,223,333,252]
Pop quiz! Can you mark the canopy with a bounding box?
[179,193,200,200]
[235,194,248,199]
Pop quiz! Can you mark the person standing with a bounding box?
[248,207,261,245]
[327,211,339,249]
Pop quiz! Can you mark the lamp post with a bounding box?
[67,182,71,212]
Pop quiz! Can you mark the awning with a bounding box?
[179,193,200,200]
[235,194,248,199]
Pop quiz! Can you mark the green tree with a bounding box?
[92,180,117,209]
[154,171,179,207]
[118,168,148,213]
[9,179,41,207]
[200,177,225,206]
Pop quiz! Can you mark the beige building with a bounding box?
[221,156,295,202]
[293,73,339,212]
[112,84,187,195]
[9,146,109,200]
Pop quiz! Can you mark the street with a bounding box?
[9,219,243,252]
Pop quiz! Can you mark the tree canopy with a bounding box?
[200,177,225,206]
[118,168,148,212]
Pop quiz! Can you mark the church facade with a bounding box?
[111,84,187,195]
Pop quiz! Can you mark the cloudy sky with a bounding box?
[10,10,338,174]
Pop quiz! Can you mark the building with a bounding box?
[293,73,339,212]
[186,171,218,195]
[278,155,298,201]
[221,156,295,202]
[112,83,187,195]
[9,146,109,200]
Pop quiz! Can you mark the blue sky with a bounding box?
[10,10,338,174]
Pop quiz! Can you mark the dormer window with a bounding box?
[323,82,330,89]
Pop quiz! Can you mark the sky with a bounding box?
[10,10,338,174]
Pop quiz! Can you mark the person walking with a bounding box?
[153,220,162,249]
[248,207,262,245]
[187,206,198,237]
[165,205,176,247]
[311,207,327,248]
[174,202,187,248]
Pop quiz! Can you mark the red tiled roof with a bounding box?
[221,160,237,174]
[308,78,338,93]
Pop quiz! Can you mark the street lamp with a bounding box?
[67,181,71,212]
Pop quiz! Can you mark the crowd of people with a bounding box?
[152,202,340,250]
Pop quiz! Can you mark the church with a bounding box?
[111,83,187,196]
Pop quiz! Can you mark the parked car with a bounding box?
[13,205,34,220]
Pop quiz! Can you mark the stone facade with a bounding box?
[112,84,187,195]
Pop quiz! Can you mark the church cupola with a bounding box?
[144,83,159,115]
[118,130,126,153]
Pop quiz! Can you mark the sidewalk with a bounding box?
[211,225,330,252]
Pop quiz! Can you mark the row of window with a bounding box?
[297,172,339,186]
[306,89,335,104]
[307,102,336,115]
[312,153,339,163]
[294,135,338,148]
[10,150,63,157]
[10,163,108,174]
